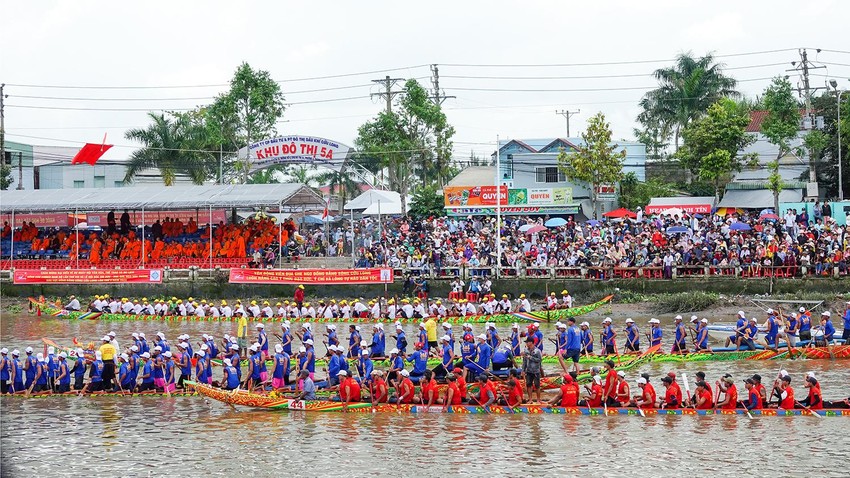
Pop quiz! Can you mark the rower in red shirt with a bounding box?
[743,378,762,410]
[418,370,440,405]
[615,371,630,407]
[392,370,415,404]
[371,370,389,405]
[582,374,604,407]
[471,374,496,407]
[443,374,463,410]
[602,360,618,406]
[338,370,361,403]
[801,375,823,410]
[751,374,767,404]
[715,375,738,410]
[772,375,794,409]
[694,381,714,409]
[505,369,524,407]
[632,374,656,409]
[667,371,683,403]
[452,368,468,402]
[550,374,580,407]
[660,376,681,409]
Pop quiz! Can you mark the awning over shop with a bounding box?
[645,196,715,214]
[717,189,803,209]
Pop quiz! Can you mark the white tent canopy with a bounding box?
[361,201,406,215]
[0,183,325,213]
[343,189,400,211]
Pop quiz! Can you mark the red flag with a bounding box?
[322,197,330,220]
[71,143,113,165]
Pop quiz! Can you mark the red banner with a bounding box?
[0,213,71,228]
[644,203,712,214]
[13,269,164,284]
[229,268,394,285]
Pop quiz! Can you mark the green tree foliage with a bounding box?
[314,169,361,213]
[618,172,677,211]
[761,77,801,162]
[557,112,625,218]
[811,92,850,197]
[355,79,455,212]
[207,62,286,182]
[123,112,210,185]
[766,160,783,215]
[0,162,12,190]
[247,166,284,184]
[639,52,739,151]
[408,185,445,220]
[676,98,756,200]
[804,130,829,185]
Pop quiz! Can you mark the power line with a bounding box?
[5,95,372,111]
[442,63,790,81]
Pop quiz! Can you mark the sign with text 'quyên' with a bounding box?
[13,269,163,284]
[229,268,393,285]
[443,186,508,207]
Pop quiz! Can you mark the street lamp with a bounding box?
[830,79,846,200]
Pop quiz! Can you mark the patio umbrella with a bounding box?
[760,213,780,221]
[730,222,751,231]
[586,219,601,227]
[760,208,775,216]
[714,207,744,216]
[526,225,547,234]
[602,207,637,219]
[518,224,534,232]
[544,217,568,227]
[666,226,689,234]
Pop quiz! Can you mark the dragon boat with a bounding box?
[28,296,614,324]
[188,382,850,417]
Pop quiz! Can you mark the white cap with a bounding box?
[625,318,634,324]
[130,345,139,352]
[360,340,368,347]
[390,348,399,355]
[154,346,163,352]
[779,369,789,377]
[299,346,306,353]
[197,350,206,357]
[477,334,487,340]
[59,352,67,359]
[0,348,7,354]
[441,335,451,342]
[766,308,774,314]
[75,348,84,356]
[223,334,230,340]
[223,358,232,366]
[637,377,647,385]
[361,350,369,356]
[400,370,410,377]
[202,334,210,339]
[511,323,519,329]
[557,323,567,329]
[617,371,626,378]
[275,344,283,353]
[200,344,209,351]
[807,371,816,379]
[230,344,239,350]
[282,323,290,329]
[141,352,151,358]
[120,353,129,361]
[249,344,259,351]
[163,351,172,358]
[375,323,384,329]
[305,339,314,345]
[355,326,361,331]
[442,323,452,329]
[328,345,338,352]
[674,315,683,321]
[738,311,746,318]
[799,307,806,312]
[419,323,425,328]
[157,332,165,339]
[48,346,55,354]
[791,312,798,318]
[102,336,111,342]
[603,318,612,323]
[257,323,265,328]
[108,331,116,337]
[304,323,312,329]
[822,311,831,317]
[132,333,139,339]
[327,324,336,330]
[396,324,403,330]
[139,332,145,338]
[649,319,660,324]
[581,322,590,327]
[555,321,563,328]
[338,370,348,376]
[178,343,189,349]
[700,318,708,323]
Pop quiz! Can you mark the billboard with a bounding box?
[248,136,350,172]
[229,268,394,285]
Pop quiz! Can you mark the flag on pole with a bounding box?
[70,138,112,166]
[321,197,330,220]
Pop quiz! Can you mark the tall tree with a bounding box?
[761,77,801,162]
[766,160,783,215]
[355,79,455,212]
[557,112,625,218]
[0,162,12,190]
[207,63,286,183]
[123,112,210,185]
[247,166,284,184]
[315,168,361,213]
[408,185,445,219]
[676,98,756,200]
[811,92,850,197]
[639,52,739,151]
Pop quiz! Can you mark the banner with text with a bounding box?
[248,136,351,172]
[445,186,572,207]
[229,268,394,285]
[13,269,163,284]
[443,186,508,206]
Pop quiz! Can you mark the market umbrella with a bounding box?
[544,217,568,227]
[666,226,689,234]
[602,207,637,219]
[730,222,752,231]
[518,224,534,232]
[760,208,775,216]
[760,213,780,221]
[586,219,601,226]
[526,225,547,234]
[714,207,744,216]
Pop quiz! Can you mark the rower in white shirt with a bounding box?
[561,290,573,309]
[221,301,232,318]
[547,293,559,310]
[497,295,512,313]
[465,300,477,316]
[517,294,531,313]
[195,304,206,317]
[386,300,397,320]
[261,301,274,318]
[370,300,381,319]
[109,299,120,313]
[401,299,414,319]
[209,305,220,318]
[248,301,261,318]
[323,301,336,319]
[178,301,188,316]
[340,301,352,319]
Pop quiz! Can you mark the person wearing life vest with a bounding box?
[581,373,604,407]
[442,373,463,411]
[550,373,580,407]
[799,375,823,410]
[715,375,738,410]
[470,374,496,407]
[390,370,415,404]
[743,378,763,410]
[660,376,680,409]
[632,374,656,409]
[693,381,714,409]
[770,373,794,409]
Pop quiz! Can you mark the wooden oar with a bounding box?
[795,400,824,419]
[738,400,754,420]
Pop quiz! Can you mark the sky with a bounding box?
[2,0,849,166]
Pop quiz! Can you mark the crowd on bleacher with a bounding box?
[3,202,849,277]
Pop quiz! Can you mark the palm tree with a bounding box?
[123,112,211,185]
[639,52,739,151]
[284,164,317,188]
[247,166,284,184]
[315,168,361,213]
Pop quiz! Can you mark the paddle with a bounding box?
[712,381,721,412]
[738,400,754,420]
[682,373,692,409]
[160,364,171,398]
[795,400,824,419]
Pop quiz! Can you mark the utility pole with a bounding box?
[1,83,6,180]
[16,151,23,190]
[371,75,404,114]
[787,48,826,184]
[430,65,455,186]
[555,109,580,137]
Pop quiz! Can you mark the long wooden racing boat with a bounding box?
[28,296,614,324]
[188,382,850,417]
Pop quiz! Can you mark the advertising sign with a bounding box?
[229,268,394,285]
[249,136,350,171]
[13,269,163,284]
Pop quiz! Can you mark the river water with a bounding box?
[2,312,849,477]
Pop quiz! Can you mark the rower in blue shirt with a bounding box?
[56,354,71,393]
[475,334,492,373]
[843,303,850,342]
[741,318,759,350]
[820,312,836,345]
[486,324,501,350]
[565,317,582,373]
[90,352,104,392]
[764,312,780,350]
[649,319,662,348]
[406,343,428,383]
[438,336,454,379]
[459,334,477,376]
[357,351,374,385]
[394,324,408,354]
[223,358,240,390]
[195,351,209,385]
[324,324,338,350]
[531,325,544,352]
[624,319,640,352]
[509,324,521,357]
[726,311,748,348]
[580,322,593,354]
[71,349,87,391]
[417,324,428,352]
[601,318,616,355]
[328,346,342,386]
[348,325,362,358]
[672,316,688,353]
[695,318,711,352]
[281,324,294,355]
[799,309,812,342]
[370,325,386,358]
[273,344,290,389]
